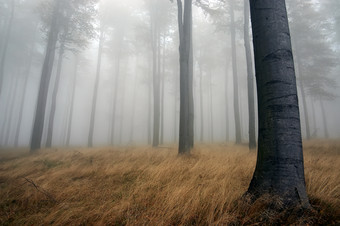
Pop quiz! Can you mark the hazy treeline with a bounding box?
[0,0,339,149]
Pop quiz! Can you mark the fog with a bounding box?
[0,0,339,149]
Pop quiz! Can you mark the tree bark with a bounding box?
[46,42,65,147]
[30,1,60,152]
[199,61,204,142]
[247,0,310,208]
[0,0,15,95]
[230,0,242,144]
[244,0,256,150]
[209,70,214,142]
[4,76,19,146]
[88,29,104,147]
[110,49,121,145]
[160,35,165,144]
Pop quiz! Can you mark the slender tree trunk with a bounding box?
[30,1,60,152]
[311,99,317,138]
[177,0,193,154]
[118,71,126,145]
[129,58,138,144]
[174,68,179,143]
[14,27,38,147]
[4,76,19,146]
[110,52,121,145]
[88,29,104,147]
[230,0,241,144]
[296,55,311,140]
[209,70,214,142]
[199,62,204,142]
[247,0,310,208]
[320,100,329,139]
[66,55,79,146]
[160,36,165,144]
[148,54,152,145]
[244,0,256,150]
[0,78,14,144]
[151,11,160,147]
[225,65,230,142]
[0,0,15,95]
[46,42,65,147]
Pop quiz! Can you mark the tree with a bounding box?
[30,0,61,152]
[0,0,15,95]
[247,0,310,208]
[175,0,194,154]
[244,0,256,150]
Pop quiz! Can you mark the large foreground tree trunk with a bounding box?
[30,1,60,152]
[244,0,256,150]
[247,0,310,208]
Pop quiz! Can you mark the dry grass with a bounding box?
[0,140,339,225]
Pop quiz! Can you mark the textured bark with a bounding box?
[230,0,242,144]
[244,0,256,150]
[65,55,79,146]
[177,0,193,154]
[248,0,310,208]
[30,1,60,152]
[46,42,65,147]
[296,55,311,140]
[0,0,14,95]
[88,29,104,147]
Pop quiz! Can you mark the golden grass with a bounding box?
[0,140,339,225]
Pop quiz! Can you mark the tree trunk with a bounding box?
[244,0,256,150]
[118,71,126,145]
[296,55,311,140]
[225,64,230,142]
[14,26,38,147]
[151,10,160,147]
[4,76,19,146]
[148,54,152,145]
[320,100,329,139]
[129,57,138,144]
[209,70,214,142]
[160,36,165,144]
[110,51,121,145]
[248,0,310,208]
[88,29,104,147]
[177,0,193,154]
[65,55,79,146]
[230,0,241,144]
[46,42,65,147]
[30,1,60,152]
[199,62,204,142]
[0,0,15,95]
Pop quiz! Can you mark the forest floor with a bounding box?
[0,140,339,225]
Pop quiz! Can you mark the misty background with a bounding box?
[0,0,339,148]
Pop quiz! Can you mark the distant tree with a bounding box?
[0,0,15,95]
[247,0,310,208]
[46,0,97,148]
[288,0,337,139]
[174,0,194,154]
[31,0,96,151]
[244,0,256,150]
[30,0,61,152]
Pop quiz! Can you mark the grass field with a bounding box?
[0,140,339,225]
